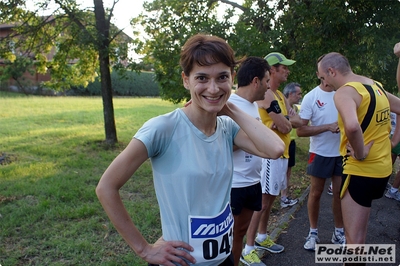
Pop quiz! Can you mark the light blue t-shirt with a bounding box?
[134,108,240,265]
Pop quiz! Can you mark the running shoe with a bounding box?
[385,189,400,201]
[281,197,299,208]
[255,236,284,253]
[240,249,266,266]
[304,232,320,251]
[327,183,333,195]
[331,231,346,245]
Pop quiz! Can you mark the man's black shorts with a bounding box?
[230,182,262,215]
[288,140,296,168]
[341,174,390,207]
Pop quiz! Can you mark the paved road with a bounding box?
[259,180,400,266]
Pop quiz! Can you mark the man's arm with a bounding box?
[394,42,400,92]
[392,115,400,149]
[284,97,303,128]
[296,119,339,137]
[388,93,400,147]
[334,86,368,160]
[257,90,292,134]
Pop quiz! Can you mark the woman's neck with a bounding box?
[182,106,217,136]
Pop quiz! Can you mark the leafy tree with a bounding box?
[134,0,400,103]
[277,0,400,93]
[0,0,135,145]
[0,55,35,94]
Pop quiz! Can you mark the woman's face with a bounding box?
[182,62,233,114]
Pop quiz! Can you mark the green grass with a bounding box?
[0,92,179,265]
[0,91,310,265]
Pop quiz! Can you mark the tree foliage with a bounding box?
[0,0,130,90]
[133,0,400,103]
[0,0,135,145]
[277,0,400,92]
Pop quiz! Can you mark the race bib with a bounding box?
[188,203,233,264]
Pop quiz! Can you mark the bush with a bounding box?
[70,70,160,96]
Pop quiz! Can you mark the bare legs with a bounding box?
[246,193,276,246]
[232,208,254,266]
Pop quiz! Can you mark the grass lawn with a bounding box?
[0,91,310,265]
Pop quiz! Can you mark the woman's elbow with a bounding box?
[271,140,285,159]
[95,182,105,200]
[96,178,112,201]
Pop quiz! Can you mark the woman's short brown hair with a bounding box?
[180,34,239,76]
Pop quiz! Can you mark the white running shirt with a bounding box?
[228,93,263,188]
[299,86,340,157]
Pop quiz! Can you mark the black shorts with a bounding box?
[148,253,234,266]
[307,153,343,178]
[288,140,296,168]
[230,182,262,215]
[341,174,390,207]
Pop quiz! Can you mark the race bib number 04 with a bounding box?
[188,203,233,264]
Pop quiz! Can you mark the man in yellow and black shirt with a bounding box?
[318,52,400,266]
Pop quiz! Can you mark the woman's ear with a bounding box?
[182,71,189,90]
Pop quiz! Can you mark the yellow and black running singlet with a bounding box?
[338,82,391,179]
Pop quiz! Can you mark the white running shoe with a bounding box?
[304,232,320,251]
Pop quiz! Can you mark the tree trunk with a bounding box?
[93,0,117,145]
[99,55,117,145]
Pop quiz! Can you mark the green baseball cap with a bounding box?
[264,52,296,66]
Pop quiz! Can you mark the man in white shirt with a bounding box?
[229,56,271,266]
[297,65,345,251]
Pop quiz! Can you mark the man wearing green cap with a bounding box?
[243,52,302,261]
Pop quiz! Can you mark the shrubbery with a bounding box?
[69,70,160,96]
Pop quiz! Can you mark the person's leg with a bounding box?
[341,189,371,244]
[245,158,273,249]
[248,158,284,253]
[281,166,291,200]
[307,176,326,229]
[303,176,325,251]
[386,154,400,200]
[281,140,294,200]
[245,202,263,248]
[390,153,400,189]
[331,175,344,228]
[392,170,400,189]
[231,183,263,265]
[331,174,345,245]
[281,140,298,207]
[253,194,284,253]
[257,194,276,235]
[232,208,254,266]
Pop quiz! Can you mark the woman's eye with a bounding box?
[219,75,229,81]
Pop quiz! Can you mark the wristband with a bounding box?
[266,100,281,114]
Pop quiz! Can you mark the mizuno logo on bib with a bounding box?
[188,203,233,263]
